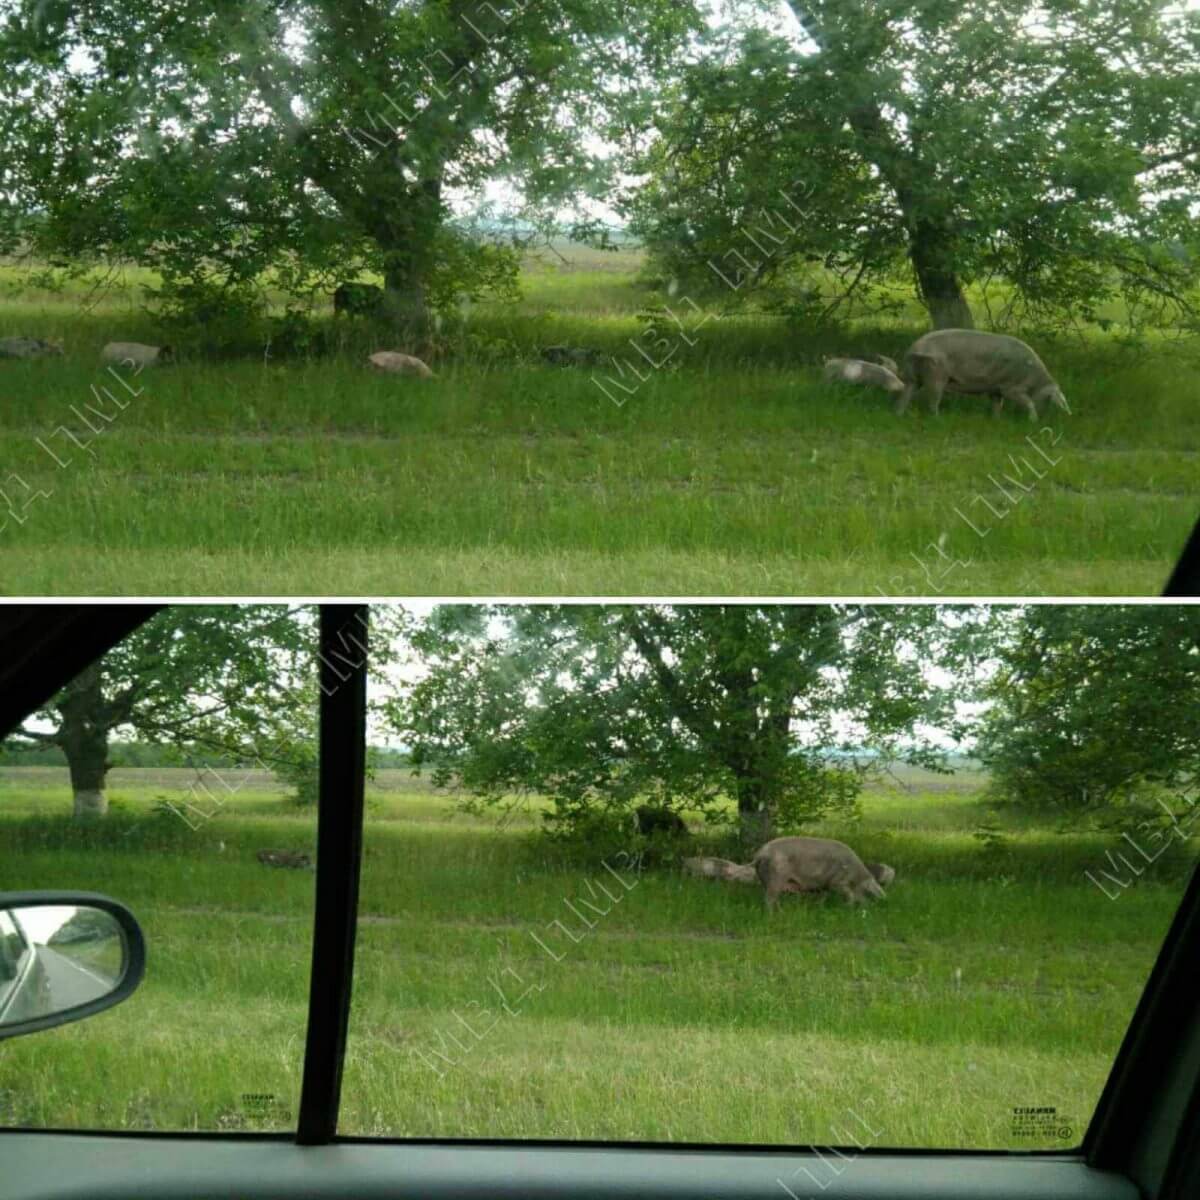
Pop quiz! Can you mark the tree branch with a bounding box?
[622,612,722,759]
[1140,144,1199,172]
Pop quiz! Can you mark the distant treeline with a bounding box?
[2,738,977,774]
[0,741,412,769]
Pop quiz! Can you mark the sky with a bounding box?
[13,905,83,944]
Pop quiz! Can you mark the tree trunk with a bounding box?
[378,178,443,338]
[736,777,775,851]
[382,262,430,335]
[72,788,107,819]
[910,221,974,329]
[58,663,112,819]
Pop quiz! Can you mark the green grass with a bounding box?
[0,766,1195,1147]
[1,257,1196,595]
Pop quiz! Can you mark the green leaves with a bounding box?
[390,604,966,839]
[628,0,1200,328]
[4,607,325,813]
[1,0,698,322]
[976,606,1200,813]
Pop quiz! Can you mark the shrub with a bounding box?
[266,308,334,359]
[143,276,267,356]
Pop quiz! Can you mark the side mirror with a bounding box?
[0,892,146,1041]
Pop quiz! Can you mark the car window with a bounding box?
[339,602,1200,1150]
[0,606,318,1132]
[0,910,50,1031]
[2,602,1198,1153]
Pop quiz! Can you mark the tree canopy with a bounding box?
[4,603,1198,834]
[2,1,1195,333]
[976,604,1200,813]
[624,0,1200,329]
[5,606,318,817]
[0,0,698,327]
[386,603,965,844]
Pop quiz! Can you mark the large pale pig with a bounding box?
[897,329,1069,419]
[752,836,891,909]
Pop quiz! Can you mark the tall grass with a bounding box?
[0,768,1194,1147]
[1,258,1196,595]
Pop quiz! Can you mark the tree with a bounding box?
[0,0,697,329]
[975,605,1200,812]
[47,907,114,945]
[4,607,317,818]
[387,604,964,847]
[626,0,1200,329]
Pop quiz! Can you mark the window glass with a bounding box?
[342,602,1200,1150]
[4,602,1197,1149]
[0,911,31,999]
[0,606,319,1132]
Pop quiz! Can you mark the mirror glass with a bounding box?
[0,905,127,1029]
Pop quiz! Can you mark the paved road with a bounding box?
[36,945,117,1011]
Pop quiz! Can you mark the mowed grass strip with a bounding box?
[0,768,1192,1146]
[1,263,1197,594]
[342,1014,1102,1147]
[0,547,1171,596]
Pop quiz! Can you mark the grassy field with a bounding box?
[1,765,1195,1148]
[1,251,1197,595]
